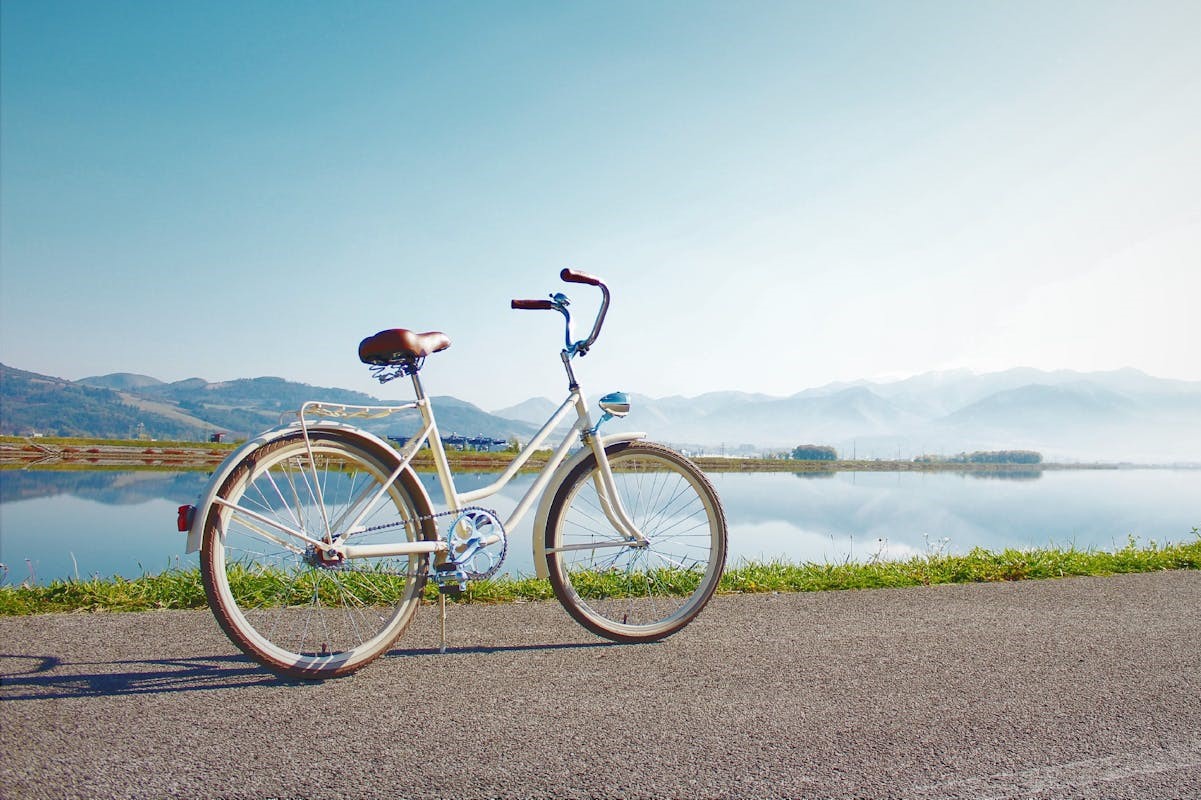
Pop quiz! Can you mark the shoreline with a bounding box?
[1,436,1193,472]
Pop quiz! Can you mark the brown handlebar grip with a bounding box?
[560,268,602,286]
[512,299,555,310]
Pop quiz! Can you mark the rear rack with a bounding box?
[284,400,420,427]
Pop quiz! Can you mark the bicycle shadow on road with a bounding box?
[0,640,628,700]
[0,652,290,701]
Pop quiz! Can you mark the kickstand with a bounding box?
[439,592,448,654]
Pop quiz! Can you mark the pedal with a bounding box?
[433,562,467,596]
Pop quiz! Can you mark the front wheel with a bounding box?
[545,441,727,642]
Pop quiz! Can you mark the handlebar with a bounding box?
[560,267,602,287]
[510,299,555,311]
[511,269,611,357]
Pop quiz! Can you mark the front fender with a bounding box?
[529,431,645,579]
[184,421,432,553]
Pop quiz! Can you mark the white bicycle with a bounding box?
[178,269,727,679]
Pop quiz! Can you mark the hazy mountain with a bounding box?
[636,387,916,449]
[793,367,1201,417]
[389,396,538,441]
[940,382,1137,429]
[0,365,539,443]
[142,376,380,408]
[494,397,561,426]
[647,390,778,415]
[0,364,212,440]
[3,364,1198,462]
[608,370,1201,461]
[78,373,165,391]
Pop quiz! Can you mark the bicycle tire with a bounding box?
[200,430,436,679]
[545,440,727,642]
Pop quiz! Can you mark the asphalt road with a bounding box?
[3,571,1199,799]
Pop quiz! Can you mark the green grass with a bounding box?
[720,535,1201,593]
[2,534,1198,615]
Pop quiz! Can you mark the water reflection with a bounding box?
[710,469,1198,566]
[0,470,211,505]
[962,470,1043,481]
[1,467,1197,586]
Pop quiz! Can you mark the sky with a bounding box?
[2,0,1199,411]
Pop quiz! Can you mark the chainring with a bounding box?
[444,507,508,581]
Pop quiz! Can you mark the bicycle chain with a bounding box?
[353,505,498,536]
[351,505,507,581]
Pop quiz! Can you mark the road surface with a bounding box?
[3,571,1199,799]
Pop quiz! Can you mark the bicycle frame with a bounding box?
[186,268,650,579]
[185,367,648,581]
[327,362,648,553]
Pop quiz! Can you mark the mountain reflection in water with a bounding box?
[0,470,211,506]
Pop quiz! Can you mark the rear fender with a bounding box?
[529,431,645,580]
[184,421,433,553]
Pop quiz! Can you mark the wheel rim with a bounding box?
[550,446,725,638]
[205,436,425,674]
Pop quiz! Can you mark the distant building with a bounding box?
[387,433,508,452]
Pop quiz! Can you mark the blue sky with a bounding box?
[2,0,1198,410]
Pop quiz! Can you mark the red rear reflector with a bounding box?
[177,505,196,532]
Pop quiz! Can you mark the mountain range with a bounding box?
[494,368,1201,463]
[2,363,1199,463]
[0,364,540,445]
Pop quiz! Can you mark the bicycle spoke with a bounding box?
[547,442,726,642]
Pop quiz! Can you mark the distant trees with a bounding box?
[965,450,1042,464]
[921,450,1043,465]
[791,444,837,461]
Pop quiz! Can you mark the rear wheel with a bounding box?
[200,431,435,679]
[545,441,727,642]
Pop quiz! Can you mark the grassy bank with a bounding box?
[2,536,1197,615]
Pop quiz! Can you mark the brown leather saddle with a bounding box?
[358,329,451,367]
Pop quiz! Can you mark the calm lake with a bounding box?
[1,467,1198,586]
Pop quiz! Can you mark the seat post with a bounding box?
[409,367,427,402]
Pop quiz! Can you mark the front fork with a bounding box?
[581,431,649,547]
